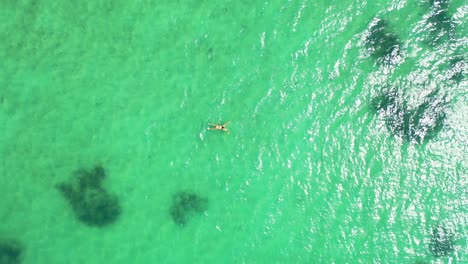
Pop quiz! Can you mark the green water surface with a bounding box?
[0,0,467,263]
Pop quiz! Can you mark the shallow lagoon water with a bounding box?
[0,0,467,263]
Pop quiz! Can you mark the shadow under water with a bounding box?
[365,17,400,64]
[56,165,121,227]
[0,239,22,264]
[429,225,455,257]
[371,88,447,144]
[169,191,208,227]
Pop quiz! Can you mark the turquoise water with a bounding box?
[0,0,467,263]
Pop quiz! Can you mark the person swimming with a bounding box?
[208,121,230,133]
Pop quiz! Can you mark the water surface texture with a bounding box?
[1,0,467,263]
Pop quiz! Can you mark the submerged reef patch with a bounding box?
[56,165,121,227]
[372,88,447,143]
[429,225,454,257]
[426,0,454,45]
[365,18,400,64]
[448,55,466,82]
[169,191,208,227]
[429,0,449,9]
[0,239,22,264]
